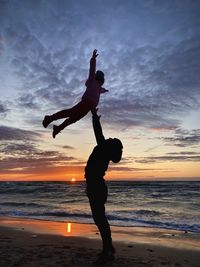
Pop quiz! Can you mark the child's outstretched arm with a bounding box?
[87,49,98,82]
[100,88,109,94]
[91,108,105,145]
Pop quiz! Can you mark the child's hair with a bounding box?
[95,70,104,85]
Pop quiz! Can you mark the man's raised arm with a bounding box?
[91,109,105,145]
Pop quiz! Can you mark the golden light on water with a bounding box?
[67,222,71,233]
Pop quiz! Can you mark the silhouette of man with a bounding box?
[85,109,123,265]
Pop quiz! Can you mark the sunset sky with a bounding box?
[0,0,200,181]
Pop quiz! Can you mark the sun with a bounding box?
[71,178,76,182]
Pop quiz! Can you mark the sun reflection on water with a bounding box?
[67,222,71,233]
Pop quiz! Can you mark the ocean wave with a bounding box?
[0,181,200,233]
[0,202,48,208]
[2,211,200,233]
[135,210,161,216]
[112,209,162,217]
[0,210,92,220]
[107,214,200,233]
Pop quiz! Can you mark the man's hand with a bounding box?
[91,108,101,119]
[91,107,105,145]
[92,49,99,59]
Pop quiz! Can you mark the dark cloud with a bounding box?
[1,0,200,131]
[0,142,36,156]
[17,93,39,109]
[0,0,200,180]
[0,142,75,161]
[167,151,200,155]
[135,154,200,164]
[163,128,200,147]
[0,155,76,173]
[0,139,79,174]
[62,145,75,150]
[145,145,162,153]
[0,125,41,141]
[108,166,155,172]
[99,34,200,129]
[0,102,8,114]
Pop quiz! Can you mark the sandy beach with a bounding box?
[0,217,200,266]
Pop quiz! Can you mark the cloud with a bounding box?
[108,166,156,172]
[135,152,200,164]
[0,139,80,175]
[0,156,79,175]
[1,142,37,156]
[0,125,41,141]
[100,33,200,129]
[162,128,200,147]
[17,93,39,109]
[167,151,200,155]
[61,145,75,150]
[0,0,200,132]
[0,102,8,115]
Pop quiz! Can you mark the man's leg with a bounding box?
[89,199,113,252]
[89,198,115,265]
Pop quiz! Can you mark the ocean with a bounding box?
[0,181,199,233]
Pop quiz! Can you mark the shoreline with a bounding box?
[1,214,199,233]
[0,216,200,266]
[1,216,200,249]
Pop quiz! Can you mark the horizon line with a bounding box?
[0,177,200,182]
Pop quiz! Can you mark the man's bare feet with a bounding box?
[93,251,115,265]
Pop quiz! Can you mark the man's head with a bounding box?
[106,138,123,163]
[95,70,104,85]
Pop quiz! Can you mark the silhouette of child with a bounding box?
[42,50,108,138]
[85,109,123,265]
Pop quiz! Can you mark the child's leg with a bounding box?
[42,101,88,128]
[51,108,73,120]
[52,100,91,138]
[52,118,72,138]
[43,108,73,128]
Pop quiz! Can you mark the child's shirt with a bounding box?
[82,57,107,107]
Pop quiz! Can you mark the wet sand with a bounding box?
[0,217,200,266]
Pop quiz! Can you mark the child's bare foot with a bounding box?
[42,115,52,128]
[52,125,60,138]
